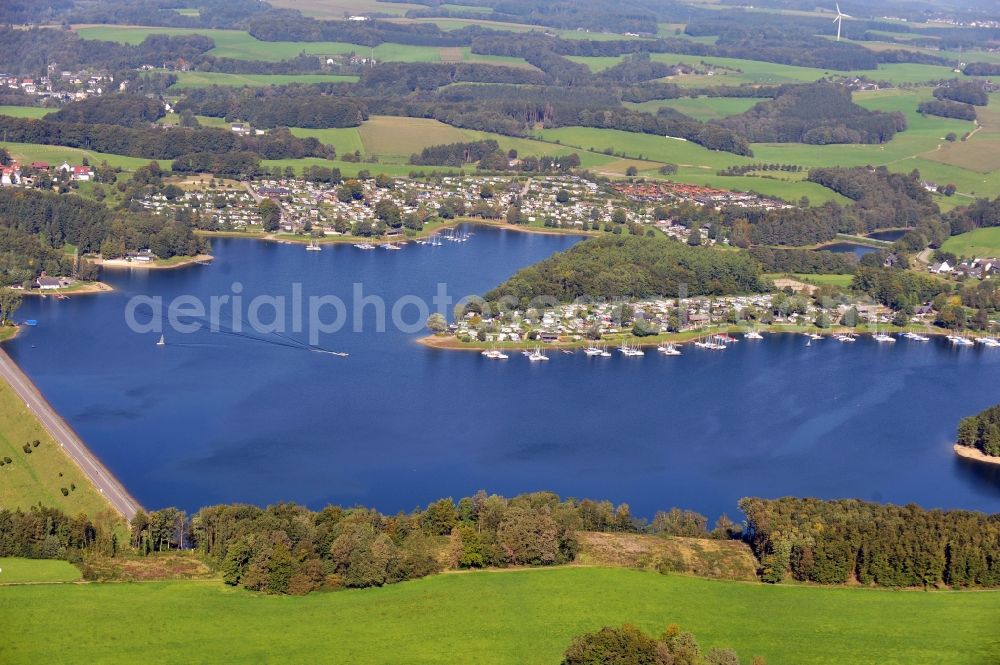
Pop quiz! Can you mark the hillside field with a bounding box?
[941,227,1000,257]
[2,566,999,664]
[170,72,359,89]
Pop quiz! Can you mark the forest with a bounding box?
[748,247,858,275]
[49,94,167,128]
[0,187,206,263]
[917,99,978,121]
[933,80,990,106]
[805,167,938,232]
[740,497,1000,588]
[485,234,769,307]
[714,83,906,145]
[0,116,333,162]
[957,403,1000,457]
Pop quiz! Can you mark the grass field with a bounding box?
[0,375,111,517]
[0,106,53,119]
[941,227,1000,257]
[625,96,760,121]
[765,273,856,288]
[74,25,533,68]
[2,142,153,171]
[0,558,81,584]
[2,567,999,664]
[170,71,358,89]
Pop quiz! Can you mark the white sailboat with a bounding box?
[306,239,321,251]
[528,346,549,361]
[156,334,165,346]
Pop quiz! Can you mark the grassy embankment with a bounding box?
[0,374,111,517]
[2,565,998,664]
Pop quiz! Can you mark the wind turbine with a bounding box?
[833,3,851,41]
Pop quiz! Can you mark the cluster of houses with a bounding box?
[1,69,111,102]
[0,161,94,187]
[930,257,1000,280]
[133,187,261,229]
[612,181,791,210]
[448,293,904,344]
[250,175,619,235]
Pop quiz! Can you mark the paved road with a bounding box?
[0,348,140,521]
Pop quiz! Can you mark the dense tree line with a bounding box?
[957,404,1000,457]
[0,186,206,261]
[933,80,989,106]
[715,83,906,145]
[719,201,857,246]
[410,140,501,166]
[748,247,857,275]
[485,235,769,307]
[49,94,166,128]
[945,195,1000,235]
[0,506,118,560]
[0,116,332,161]
[917,99,977,121]
[806,167,938,232]
[741,497,1000,587]
[176,86,367,129]
[963,62,1000,77]
[245,12,494,47]
[851,265,950,312]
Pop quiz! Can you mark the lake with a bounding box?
[817,242,879,257]
[7,227,1000,520]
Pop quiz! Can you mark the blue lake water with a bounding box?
[818,242,879,257]
[7,227,1000,519]
[867,229,910,242]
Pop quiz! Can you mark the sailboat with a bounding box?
[872,327,896,343]
[528,346,549,361]
[306,239,321,251]
[156,334,165,346]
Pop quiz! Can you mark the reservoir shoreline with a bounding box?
[954,443,1000,466]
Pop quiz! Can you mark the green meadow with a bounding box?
[941,227,1000,257]
[1,142,153,171]
[0,105,53,119]
[2,567,999,664]
[170,71,358,89]
[625,96,760,120]
[0,558,81,584]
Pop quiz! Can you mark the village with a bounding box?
[444,291,914,348]
[1,67,113,103]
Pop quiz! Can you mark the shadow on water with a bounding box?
[954,455,1000,501]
